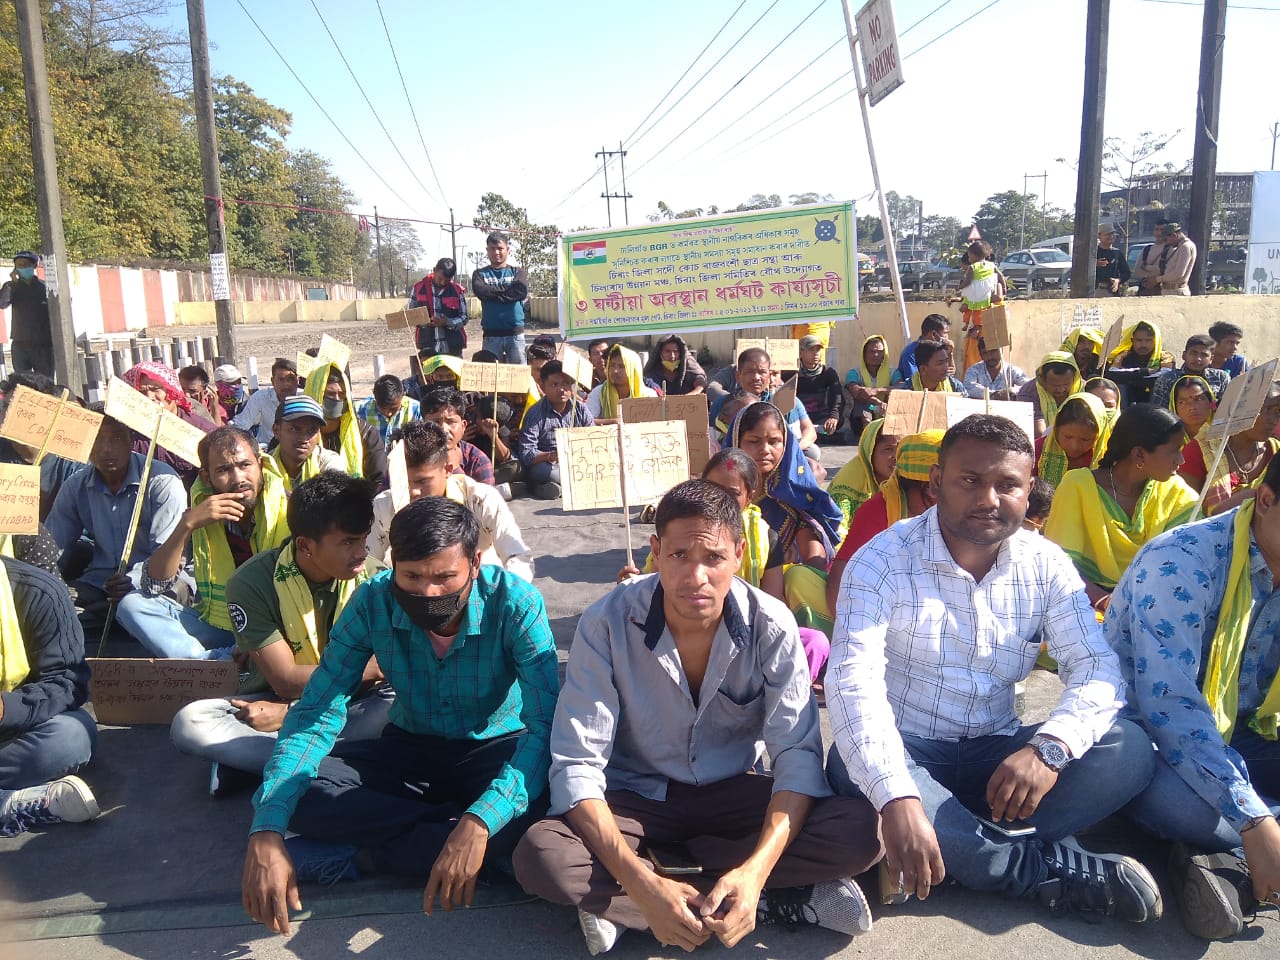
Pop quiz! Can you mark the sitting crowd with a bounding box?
[3,311,1278,952]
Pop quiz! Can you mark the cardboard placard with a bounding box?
[1099,316,1124,364]
[557,343,596,390]
[0,385,103,462]
[459,362,532,394]
[0,462,41,534]
[979,303,1012,350]
[88,658,239,725]
[103,378,201,465]
[1200,358,1279,442]
[388,440,410,513]
[385,306,433,330]
[621,394,711,473]
[769,375,799,416]
[736,338,801,371]
[297,334,351,380]
[882,390,1035,443]
[555,421,689,511]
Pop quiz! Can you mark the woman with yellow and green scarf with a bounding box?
[1061,326,1105,379]
[1169,375,1217,495]
[588,344,654,421]
[418,354,463,387]
[827,419,899,536]
[1182,384,1280,514]
[306,363,375,482]
[1034,392,1115,489]
[844,334,900,436]
[1044,404,1197,614]
[1105,320,1176,406]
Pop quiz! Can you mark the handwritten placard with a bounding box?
[556,421,689,512]
[979,303,1012,350]
[385,307,433,330]
[460,362,532,394]
[0,463,41,534]
[883,390,1035,444]
[1060,303,1104,339]
[1100,316,1124,364]
[736,338,800,371]
[558,343,596,390]
[944,396,1036,444]
[297,334,352,380]
[0,385,102,462]
[104,378,203,465]
[621,394,711,473]
[155,413,205,466]
[87,658,239,725]
[1201,358,1279,442]
[770,374,799,416]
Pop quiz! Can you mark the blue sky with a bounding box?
[187,0,1279,263]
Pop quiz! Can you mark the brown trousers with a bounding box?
[512,772,882,931]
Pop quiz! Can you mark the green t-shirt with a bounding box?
[224,545,339,695]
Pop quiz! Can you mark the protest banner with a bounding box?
[560,201,858,339]
[0,385,102,463]
[385,306,432,331]
[0,463,41,535]
[556,421,689,512]
[735,337,801,371]
[621,394,711,473]
[459,362,532,394]
[1059,303,1105,340]
[103,378,201,465]
[88,658,239,725]
[883,390,1034,443]
[557,343,596,390]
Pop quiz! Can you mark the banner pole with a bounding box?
[97,412,161,657]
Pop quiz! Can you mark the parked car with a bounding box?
[874,260,932,292]
[998,248,1072,291]
[920,260,965,291]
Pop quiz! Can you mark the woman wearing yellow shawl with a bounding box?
[1169,374,1215,444]
[587,344,654,422]
[844,334,900,437]
[1105,320,1176,406]
[306,363,371,480]
[1015,351,1082,439]
[418,354,463,386]
[1044,404,1197,614]
[1181,384,1280,514]
[1061,326,1105,379]
[1035,392,1115,489]
[828,419,899,535]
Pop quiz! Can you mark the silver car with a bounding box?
[998,248,1072,291]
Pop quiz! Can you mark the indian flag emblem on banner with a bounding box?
[572,240,608,266]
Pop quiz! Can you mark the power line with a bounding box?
[713,70,854,161]
[899,0,960,37]
[721,84,857,163]
[1133,0,1277,8]
[627,0,785,150]
[903,0,1005,59]
[308,0,441,207]
[374,0,450,208]
[629,0,828,180]
[232,0,419,214]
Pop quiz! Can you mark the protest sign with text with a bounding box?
[103,378,201,465]
[297,334,352,380]
[555,421,689,512]
[620,395,711,473]
[88,658,239,725]
[459,362,532,394]
[560,201,857,339]
[0,385,102,462]
[0,463,41,535]
[883,390,1035,443]
[735,338,801,371]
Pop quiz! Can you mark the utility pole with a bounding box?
[1020,172,1047,250]
[1188,0,1226,295]
[14,0,80,393]
[187,0,237,364]
[1070,0,1109,298]
[374,206,384,298]
[1272,121,1279,170]
[440,207,460,264]
[595,145,633,227]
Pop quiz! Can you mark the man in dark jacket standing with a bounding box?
[409,258,468,359]
[1095,226,1130,296]
[472,232,529,364]
[0,252,53,377]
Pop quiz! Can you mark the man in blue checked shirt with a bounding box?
[355,375,419,449]
[241,497,560,934]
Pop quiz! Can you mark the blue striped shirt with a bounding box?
[251,565,560,837]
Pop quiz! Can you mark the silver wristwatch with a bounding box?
[1028,735,1071,772]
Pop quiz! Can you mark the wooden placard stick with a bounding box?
[493,362,500,433]
[97,411,161,657]
[617,404,635,570]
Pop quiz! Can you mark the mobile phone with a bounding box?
[979,818,1037,838]
[646,842,703,876]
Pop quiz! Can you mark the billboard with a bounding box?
[558,201,857,340]
[1246,171,1280,295]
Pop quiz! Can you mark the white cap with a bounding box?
[214,363,243,383]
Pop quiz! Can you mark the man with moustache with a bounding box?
[115,426,291,659]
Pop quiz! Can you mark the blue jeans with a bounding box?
[115,593,235,659]
[827,720,1156,898]
[0,709,97,789]
[482,333,526,364]
[1125,727,1280,854]
[527,460,559,487]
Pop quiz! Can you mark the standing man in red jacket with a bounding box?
[409,258,468,359]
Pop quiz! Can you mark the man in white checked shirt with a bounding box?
[827,414,1162,924]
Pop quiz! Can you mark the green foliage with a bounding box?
[972,191,1074,258]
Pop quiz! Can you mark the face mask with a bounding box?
[392,578,470,634]
[15,267,35,280]
[218,382,244,403]
[661,358,680,372]
[322,398,345,420]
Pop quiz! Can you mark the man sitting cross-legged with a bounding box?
[367,421,533,581]
[169,472,392,788]
[1109,456,1280,939]
[0,557,100,837]
[241,496,560,934]
[116,426,290,659]
[514,479,882,955]
[827,414,1161,925]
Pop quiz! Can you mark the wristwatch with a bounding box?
[1028,735,1071,772]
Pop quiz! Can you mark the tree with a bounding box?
[1061,131,1187,246]
[285,150,360,279]
[474,193,559,297]
[354,219,424,296]
[883,191,921,241]
[855,214,881,247]
[971,191,1073,258]
[729,193,782,212]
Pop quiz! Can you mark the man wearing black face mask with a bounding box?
[0,251,53,377]
[241,496,560,935]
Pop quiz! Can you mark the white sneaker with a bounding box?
[577,908,621,955]
[495,482,513,501]
[0,776,100,837]
[758,877,873,936]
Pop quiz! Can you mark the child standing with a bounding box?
[950,240,1004,373]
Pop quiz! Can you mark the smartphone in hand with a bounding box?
[646,842,703,876]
